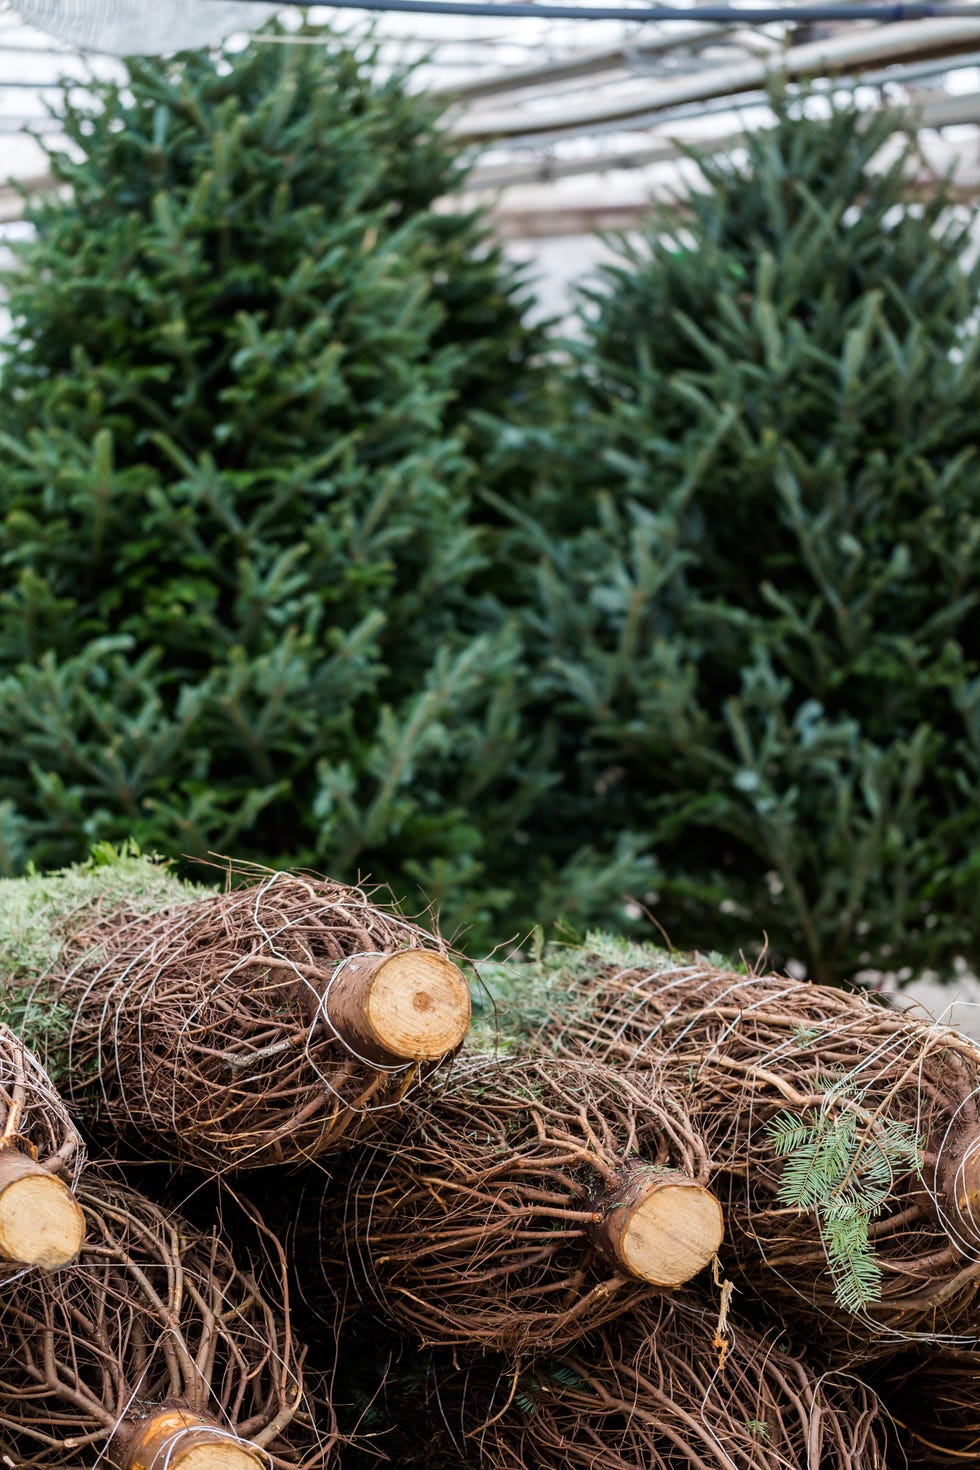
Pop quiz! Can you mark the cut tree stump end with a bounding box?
[123,1409,266,1470]
[939,1130,980,1249]
[327,950,471,1064]
[593,1166,724,1287]
[0,1149,85,1269]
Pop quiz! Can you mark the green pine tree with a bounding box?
[0,26,552,945]
[505,96,980,981]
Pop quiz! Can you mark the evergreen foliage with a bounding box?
[766,1090,923,1313]
[508,97,980,980]
[0,843,199,1068]
[0,27,550,943]
[3,79,978,970]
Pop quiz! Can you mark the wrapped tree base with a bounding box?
[119,1409,268,1470]
[491,937,980,1349]
[0,1025,85,1274]
[365,1294,893,1470]
[22,863,471,1170]
[337,1054,723,1354]
[0,1173,335,1469]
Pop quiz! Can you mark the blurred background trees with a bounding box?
[507,100,980,981]
[0,30,555,942]
[1,47,978,981]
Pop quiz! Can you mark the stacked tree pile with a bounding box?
[0,851,475,1468]
[5,852,471,1170]
[0,855,977,1466]
[0,1175,333,1470]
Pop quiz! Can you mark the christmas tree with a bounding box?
[510,97,980,981]
[0,26,549,942]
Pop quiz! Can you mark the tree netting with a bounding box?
[484,936,980,1352]
[9,1,277,56]
[0,858,973,1462]
[0,1023,85,1276]
[375,1293,893,1470]
[13,860,471,1172]
[0,1173,335,1470]
[332,1053,722,1355]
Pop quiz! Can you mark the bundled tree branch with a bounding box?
[334,1053,722,1355]
[488,936,980,1352]
[0,1173,335,1470]
[0,1024,85,1275]
[867,1344,980,1467]
[382,1292,893,1469]
[18,863,471,1171]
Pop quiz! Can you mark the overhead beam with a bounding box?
[431,24,741,100]
[453,15,980,138]
[467,49,980,186]
[479,88,980,232]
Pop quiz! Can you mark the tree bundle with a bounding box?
[2,854,972,1467]
[386,1294,893,1470]
[0,1174,335,1470]
[24,865,471,1171]
[500,938,980,1349]
[0,1024,85,1274]
[336,1054,723,1354]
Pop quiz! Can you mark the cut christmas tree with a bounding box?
[482,936,980,1353]
[0,1174,333,1469]
[0,852,469,1170]
[333,1053,722,1354]
[357,1292,892,1469]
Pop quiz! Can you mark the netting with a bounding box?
[411,1294,894,1469]
[0,1024,83,1190]
[520,940,980,1354]
[38,867,470,1171]
[334,1053,721,1355]
[0,1173,335,1469]
[0,1024,85,1281]
[9,0,277,55]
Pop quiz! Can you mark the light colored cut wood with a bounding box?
[0,1151,85,1269]
[616,1178,724,1286]
[592,1166,724,1287]
[941,1132,980,1247]
[166,1440,264,1470]
[124,1410,264,1470]
[366,951,471,1060]
[327,950,471,1064]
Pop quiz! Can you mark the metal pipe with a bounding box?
[430,0,886,99]
[466,41,980,161]
[217,0,980,22]
[431,25,742,99]
[454,15,980,136]
[467,85,980,188]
